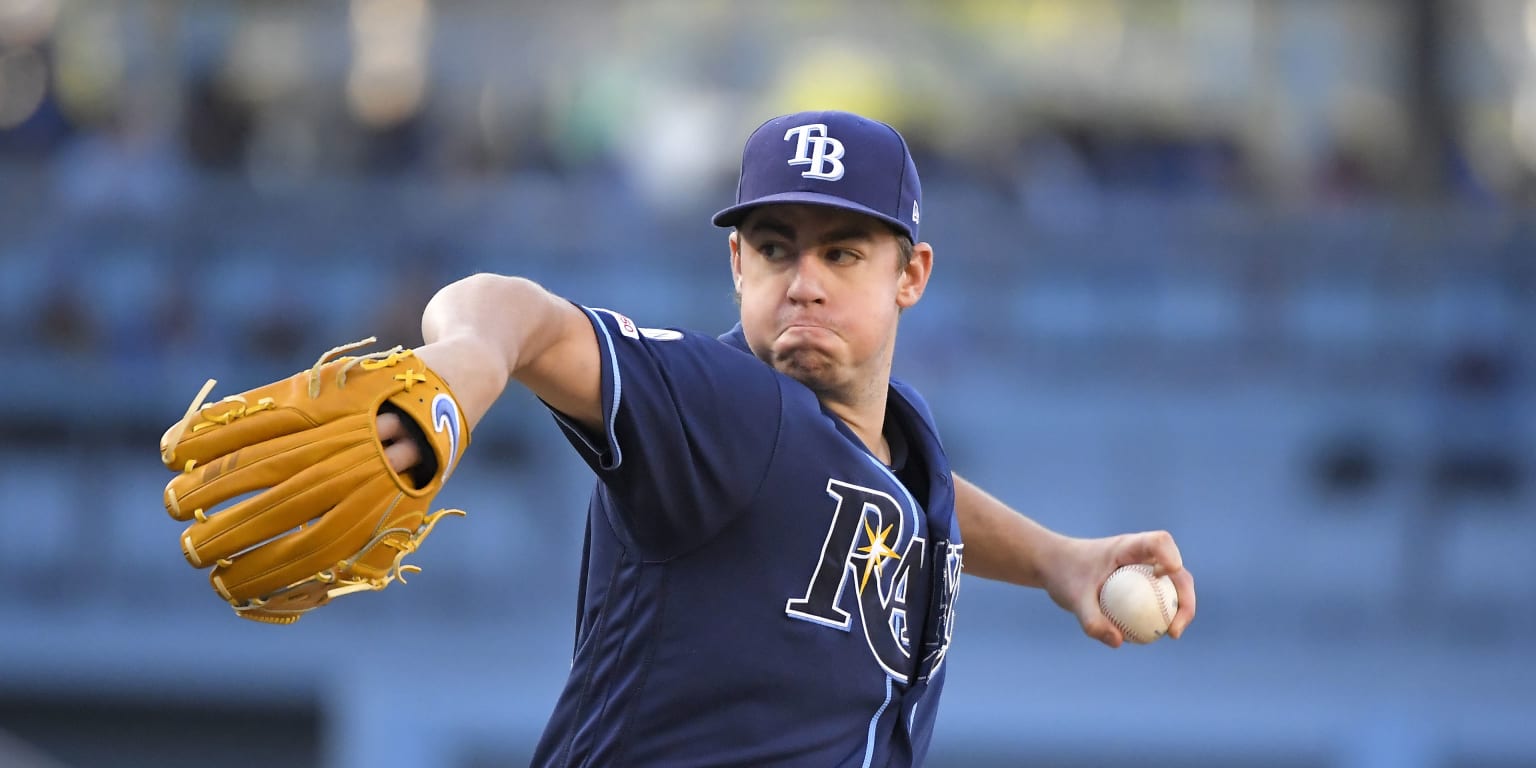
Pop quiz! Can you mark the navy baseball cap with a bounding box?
[713,110,923,242]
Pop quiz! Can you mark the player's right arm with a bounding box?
[953,474,1196,646]
[411,272,601,433]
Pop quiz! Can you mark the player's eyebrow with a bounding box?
[743,217,796,241]
[816,226,875,246]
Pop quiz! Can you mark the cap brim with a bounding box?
[712,192,914,240]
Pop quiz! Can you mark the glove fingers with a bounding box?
[160,344,473,623]
[161,371,324,469]
[211,482,426,603]
[180,440,380,567]
[161,352,405,470]
[163,416,374,522]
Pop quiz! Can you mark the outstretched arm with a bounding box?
[953,473,1197,647]
[952,473,1068,589]
[380,273,602,470]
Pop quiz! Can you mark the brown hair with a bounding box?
[894,234,913,272]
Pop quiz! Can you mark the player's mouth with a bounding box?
[777,323,841,348]
[779,318,839,336]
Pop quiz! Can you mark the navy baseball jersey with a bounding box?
[530,307,964,768]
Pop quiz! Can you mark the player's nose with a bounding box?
[785,250,828,305]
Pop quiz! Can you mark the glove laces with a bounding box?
[162,337,405,466]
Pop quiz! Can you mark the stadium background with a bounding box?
[1,0,1533,766]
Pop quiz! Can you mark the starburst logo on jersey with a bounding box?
[785,476,960,684]
[856,518,902,594]
[784,123,846,181]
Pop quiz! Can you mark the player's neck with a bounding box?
[820,381,892,465]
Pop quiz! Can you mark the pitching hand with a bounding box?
[1043,530,1196,648]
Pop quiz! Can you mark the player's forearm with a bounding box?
[953,472,1074,588]
[414,273,568,430]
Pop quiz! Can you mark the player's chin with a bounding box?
[773,350,841,391]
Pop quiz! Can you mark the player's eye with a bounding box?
[757,242,788,261]
[826,248,860,265]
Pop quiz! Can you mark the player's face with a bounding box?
[729,205,932,398]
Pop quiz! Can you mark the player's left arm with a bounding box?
[952,472,1196,647]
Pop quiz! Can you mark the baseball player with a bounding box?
[368,110,1196,765]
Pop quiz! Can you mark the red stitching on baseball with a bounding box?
[1099,591,1139,641]
[1103,564,1171,643]
[1142,565,1173,627]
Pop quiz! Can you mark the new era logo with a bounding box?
[784,123,845,181]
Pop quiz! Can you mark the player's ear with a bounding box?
[728,230,743,292]
[896,241,933,309]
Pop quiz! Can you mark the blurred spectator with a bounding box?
[1014,128,1104,234]
[36,278,93,357]
[247,298,316,364]
[1312,431,1384,497]
[370,257,442,348]
[1316,142,1388,204]
[1428,343,1525,500]
[349,111,428,177]
[181,69,254,173]
[0,44,75,162]
[52,92,187,220]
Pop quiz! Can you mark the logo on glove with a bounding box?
[432,393,463,480]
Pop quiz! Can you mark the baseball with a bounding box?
[1098,564,1179,644]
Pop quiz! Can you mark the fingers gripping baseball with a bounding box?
[1060,530,1196,647]
[1073,573,1126,648]
[1076,591,1124,649]
[1043,537,1129,648]
[1116,530,1196,639]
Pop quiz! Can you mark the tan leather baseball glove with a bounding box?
[159,338,470,624]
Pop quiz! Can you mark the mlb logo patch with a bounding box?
[594,308,640,340]
[616,313,638,340]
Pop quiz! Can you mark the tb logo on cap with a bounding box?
[784,123,845,181]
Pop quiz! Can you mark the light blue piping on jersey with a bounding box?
[860,453,922,768]
[863,675,895,768]
[861,452,924,684]
[552,307,624,470]
[863,453,922,532]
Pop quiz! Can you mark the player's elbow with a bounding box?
[423,273,546,343]
[451,272,545,303]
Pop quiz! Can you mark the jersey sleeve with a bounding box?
[546,306,783,558]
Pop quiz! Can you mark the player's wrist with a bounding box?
[1035,532,1092,604]
[412,338,508,431]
